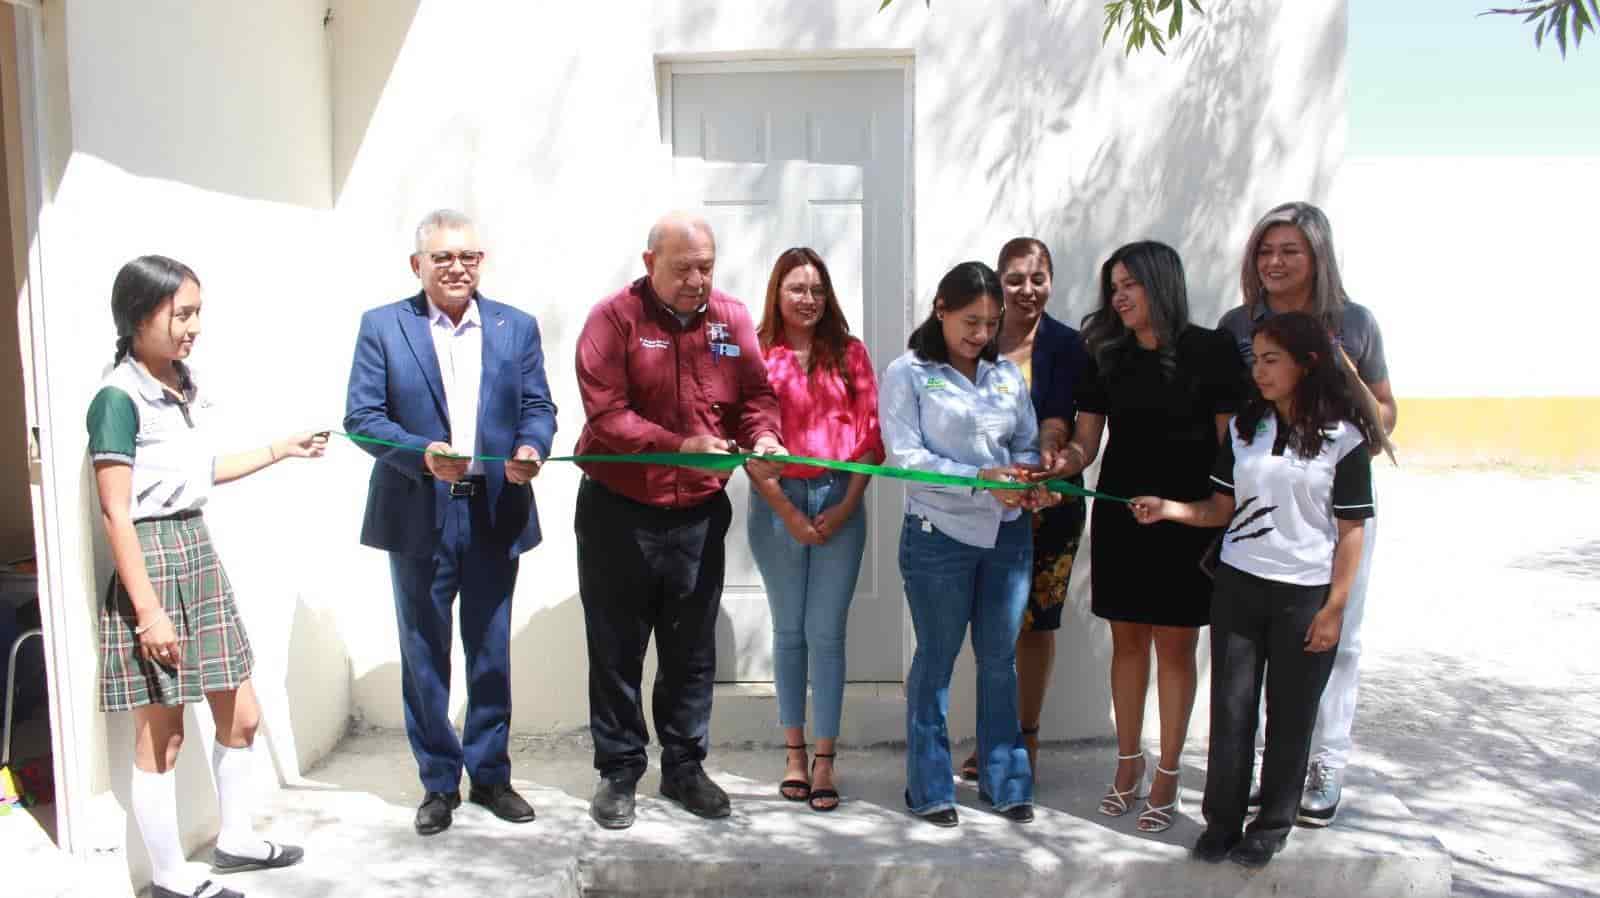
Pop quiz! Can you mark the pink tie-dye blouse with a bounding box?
[762,338,884,479]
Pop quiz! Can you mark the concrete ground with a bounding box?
[204,732,1450,898]
[1348,467,1600,898]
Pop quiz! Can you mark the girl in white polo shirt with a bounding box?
[1130,311,1383,869]
[87,256,326,898]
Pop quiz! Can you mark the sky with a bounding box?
[1349,0,1600,155]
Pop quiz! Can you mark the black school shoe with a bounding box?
[151,881,244,898]
[1191,828,1242,863]
[212,840,304,872]
[659,765,732,819]
[1230,832,1288,868]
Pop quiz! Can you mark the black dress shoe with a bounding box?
[469,782,536,823]
[415,790,462,836]
[1230,832,1288,868]
[659,765,731,819]
[1191,828,1242,863]
[151,881,244,898]
[917,807,959,827]
[213,840,305,872]
[591,777,638,829]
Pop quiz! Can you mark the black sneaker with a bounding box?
[591,777,638,829]
[917,807,959,827]
[1229,833,1288,868]
[659,765,731,819]
[1191,828,1241,863]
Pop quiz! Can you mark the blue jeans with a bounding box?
[747,472,866,739]
[900,513,1033,814]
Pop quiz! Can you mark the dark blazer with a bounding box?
[1031,312,1089,426]
[344,292,557,558]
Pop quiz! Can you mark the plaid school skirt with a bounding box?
[98,511,254,712]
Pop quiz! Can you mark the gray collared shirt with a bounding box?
[1217,300,1389,385]
[878,351,1040,549]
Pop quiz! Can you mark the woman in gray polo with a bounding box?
[87,256,326,898]
[1217,202,1398,828]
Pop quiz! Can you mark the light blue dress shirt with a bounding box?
[878,350,1040,548]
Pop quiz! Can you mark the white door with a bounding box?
[665,64,910,683]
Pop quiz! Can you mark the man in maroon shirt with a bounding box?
[575,212,784,829]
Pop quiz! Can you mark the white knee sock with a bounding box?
[130,763,189,892]
[211,742,267,859]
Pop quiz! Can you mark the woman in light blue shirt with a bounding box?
[879,261,1055,826]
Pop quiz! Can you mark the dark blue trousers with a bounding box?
[389,488,519,793]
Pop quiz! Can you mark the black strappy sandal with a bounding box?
[779,743,811,801]
[1022,724,1041,772]
[808,751,839,812]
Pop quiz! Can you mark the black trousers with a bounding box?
[1203,563,1339,841]
[575,477,731,781]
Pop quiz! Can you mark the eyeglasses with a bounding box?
[420,251,485,269]
[783,284,829,300]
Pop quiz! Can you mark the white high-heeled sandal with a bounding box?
[1098,751,1148,817]
[1137,765,1183,833]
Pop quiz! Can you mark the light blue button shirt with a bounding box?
[878,351,1040,548]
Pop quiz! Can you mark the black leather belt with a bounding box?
[134,507,203,524]
[449,477,486,498]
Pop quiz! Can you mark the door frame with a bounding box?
[3,1,91,857]
[654,51,917,683]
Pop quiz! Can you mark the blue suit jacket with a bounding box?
[344,292,557,558]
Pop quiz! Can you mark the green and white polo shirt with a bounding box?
[86,358,217,520]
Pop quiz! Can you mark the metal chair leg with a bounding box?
[2,628,44,768]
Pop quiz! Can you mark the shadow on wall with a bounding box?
[917,1,1345,326]
[354,591,598,747]
[52,1,340,208]
[328,0,424,200]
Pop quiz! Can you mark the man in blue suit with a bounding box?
[344,209,556,836]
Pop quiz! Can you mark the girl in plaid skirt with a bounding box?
[88,256,327,898]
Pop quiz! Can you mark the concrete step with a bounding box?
[213,732,1450,898]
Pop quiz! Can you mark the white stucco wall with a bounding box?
[1329,154,1600,399]
[21,1,1348,885]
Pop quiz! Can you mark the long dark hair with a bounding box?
[756,247,857,396]
[1080,240,1189,380]
[908,261,1003,365]
[1236,312,1385,458]
[111,255,200,364]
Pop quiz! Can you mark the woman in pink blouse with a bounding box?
[748,247,883,812]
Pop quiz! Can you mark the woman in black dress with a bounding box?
[1056,241,1246,833]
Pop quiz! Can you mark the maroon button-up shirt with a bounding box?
[575,278,782,508]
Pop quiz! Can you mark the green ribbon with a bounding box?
[333,431,1130,503]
